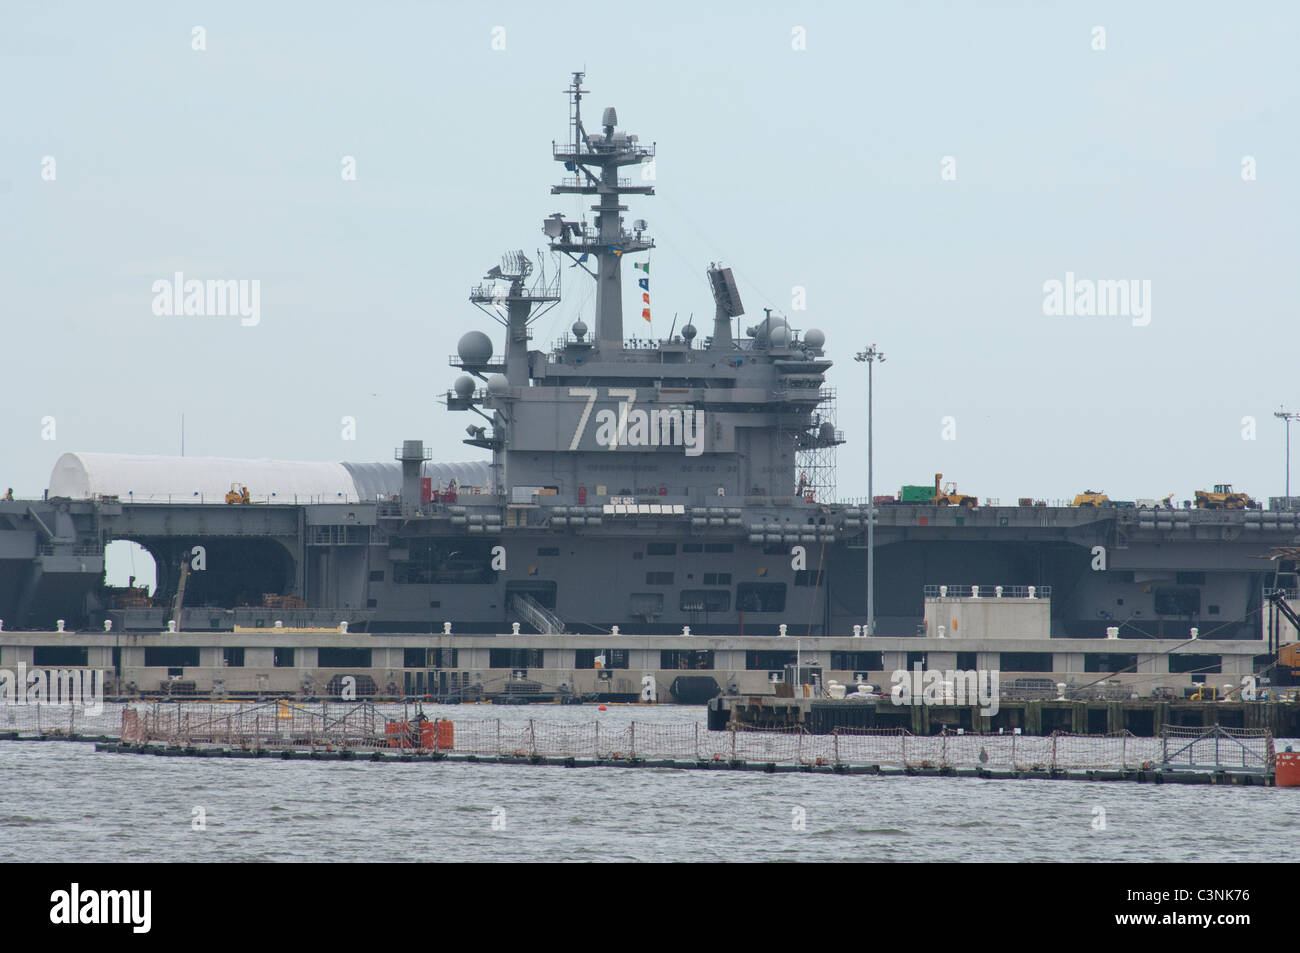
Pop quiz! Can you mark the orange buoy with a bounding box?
[1277,751,1300,787]
[598,704,607,711]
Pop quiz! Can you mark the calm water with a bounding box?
[4,705,1298,862]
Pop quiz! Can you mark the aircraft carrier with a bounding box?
[1,74,1298,704]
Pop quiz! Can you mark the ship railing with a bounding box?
[552,141,655,159]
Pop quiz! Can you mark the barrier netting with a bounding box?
[89,704,1281,772]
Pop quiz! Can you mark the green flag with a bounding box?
[634,262,649,273]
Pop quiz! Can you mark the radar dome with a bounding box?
[804,328,826,350]
[572,319,588,341]
[747,317,789,342]
[819,421,837,441]
[453,375,475,399]
[681,324,697,341]
[486,374,510,396]
[457,330,493,364]
[769,326,790,348]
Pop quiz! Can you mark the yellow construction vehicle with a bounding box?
[1193,484,1256,510]
[933,473,977,508]
[225,483,251,504]
[1071,490,1109,507]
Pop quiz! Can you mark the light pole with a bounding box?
[1276,408,1300,500]
[855,345,884,635]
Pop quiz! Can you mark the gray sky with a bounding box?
[2,2,1297,586]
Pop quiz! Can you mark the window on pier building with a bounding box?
[645,571,674,585]
[906,652,928,670]
[274,648,295,668]
[1084,653,1138,673]
[736,582,786,613]
[661,650,715,670]
[575,649,629,669]
[746,650,798,671]
[831,651,883,671]
[144,647,200,668]
[956,652,978,670]
[222,647,245,668]
[318,647,372,668]
[646,543,677,556]
[999,652,1054,672]
[33,646,88,667]
[489,648,544,669]
[1168,653,1221,675]
[402,647,461,668]
[794,570,824,587]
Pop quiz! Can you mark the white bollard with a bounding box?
[56,619,65,633]
[1028,586,1036,599]
[939,585,947,598]
[167,620,176,633]
[995,586,1003,598]
[682,626,691,637]
[971,586,979,598]
[1106,626,1119,640]
[274,620,283,629]
[443,622,452,635]
[611,625,620,636]
[853,624,862,638]
[779,624,788,637]
[104,620,112,632]
[937,625,946,639]
[339,621,348,633]
[1056,682,1067,699]
[511,622,520,635]
[1190,627,1199,640]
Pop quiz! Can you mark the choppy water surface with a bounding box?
[3,704,1298,862]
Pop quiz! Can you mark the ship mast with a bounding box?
[546,72,655,350]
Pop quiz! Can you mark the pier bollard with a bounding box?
[937,625,946,639]
[995,586,1003,598]
[443,622,452,635]
[971,586,979,598]
[1106,626,1119,640]
[274,620,283,629]
[779,624,788,637]
[1056,682,1067,700]
[611,626,619,636]
[1190,627,1199,640]
[104,620,112,632]
[338,621,348,633]
[167,621,176,633]
[853,625,862,638]
[682,626,691,636]
[56,619,65,632]
[1028,586,1036,599]
[939,586,947,597]
[512,622,520,635]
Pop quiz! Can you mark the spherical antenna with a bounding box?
[804,328,826,350]
[769,326,790,348]
[457,330,493,364]
[681,323,697,341]
[572,319,588,341]
[453,375,475,399]
[486,374,509,396]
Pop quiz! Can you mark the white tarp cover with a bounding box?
[49,452,362,504]
[48,452,494,504]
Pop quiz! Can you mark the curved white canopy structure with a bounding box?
[48,452,493,504]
